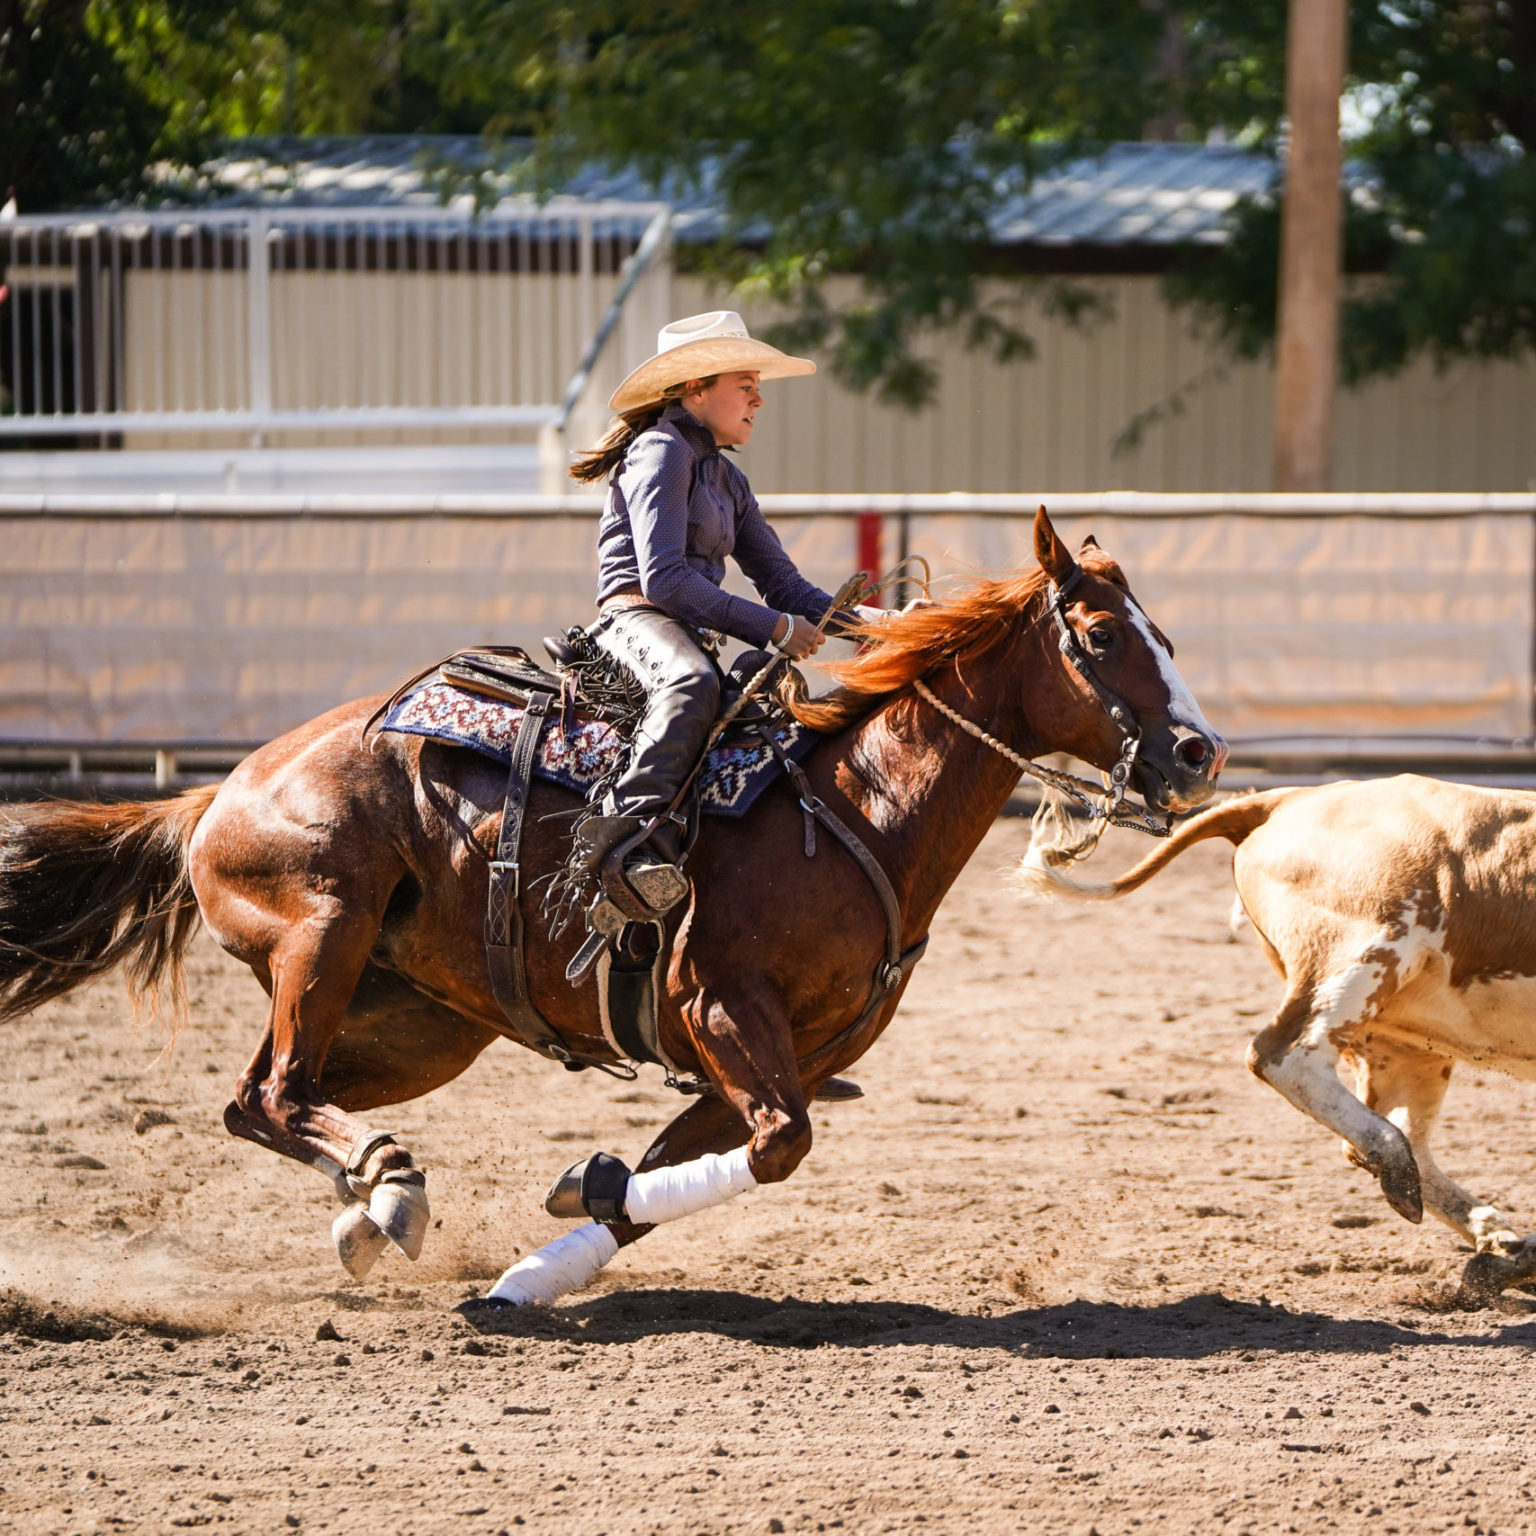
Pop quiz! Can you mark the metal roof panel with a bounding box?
[195,136,1278,248]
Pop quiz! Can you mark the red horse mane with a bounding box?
[789,551,1129,734]
[788,566,1048,733]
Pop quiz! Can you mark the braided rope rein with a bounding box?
[910,678,1170,846]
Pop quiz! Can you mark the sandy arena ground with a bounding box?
[3,812,1535,1536]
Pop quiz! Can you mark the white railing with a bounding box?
[0,200,667,442]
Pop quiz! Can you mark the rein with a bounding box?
[910,565,1172,841]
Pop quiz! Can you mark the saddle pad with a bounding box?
[379,677,817,818]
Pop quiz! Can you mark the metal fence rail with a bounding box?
[0,202,666,442]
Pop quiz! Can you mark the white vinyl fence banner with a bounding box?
[0,506,866,744]
[0,497,1530,748]
[908,509,1535,741]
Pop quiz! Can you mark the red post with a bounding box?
[856,511,883,605]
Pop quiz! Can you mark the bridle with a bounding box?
[911,561,1173,840]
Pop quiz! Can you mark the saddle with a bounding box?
[407,635,798,1086]
[384,624,927,1096]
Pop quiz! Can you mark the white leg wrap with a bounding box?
[623,1144,757,1226]
[486,1223,620,1307]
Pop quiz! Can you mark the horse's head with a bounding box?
[1032,506,1225,815]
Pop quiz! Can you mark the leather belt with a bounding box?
[599,590,653,613]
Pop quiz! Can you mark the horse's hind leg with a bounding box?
[224,910,439,1277]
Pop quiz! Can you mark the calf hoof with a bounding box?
[333,1202,391,1279]
[1455,1246,1536,1307]
[1377,1155,1423,1224]
[370,1172,430,1261]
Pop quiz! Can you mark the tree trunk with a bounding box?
[1272,0,1348,492]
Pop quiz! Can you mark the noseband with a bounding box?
[911,561,1171,839]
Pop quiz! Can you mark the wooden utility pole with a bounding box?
[1272,0,1348,491]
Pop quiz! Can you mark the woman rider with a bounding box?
[569,311,869,921]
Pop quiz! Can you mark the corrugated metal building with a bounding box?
[4,138,1532,493]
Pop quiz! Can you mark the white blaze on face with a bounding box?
[1123,596,1219,742]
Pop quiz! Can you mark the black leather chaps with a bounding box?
[593,605,721,843]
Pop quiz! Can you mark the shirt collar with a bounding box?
[660,400,720,459]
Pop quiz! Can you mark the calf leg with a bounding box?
[1347,1041,1521,1251]
[1247,989,1423,1223]
[482,986,812,1306]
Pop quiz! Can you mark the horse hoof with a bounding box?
[455,1296,519,1318]
[1457,1244,1536,1307]
[545,1159,589,1219]
[812,1077,864,1102]
[333,1202,390,1279]
[1457,1250,1522,1307]
[369,1175,430,1261]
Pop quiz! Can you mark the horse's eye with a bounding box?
[1088,626,1114,652]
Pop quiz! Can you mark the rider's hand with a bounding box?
[772,613,826,660]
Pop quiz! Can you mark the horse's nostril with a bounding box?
[1176,737,1209,769]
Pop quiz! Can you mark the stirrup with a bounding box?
[621,852,689,914]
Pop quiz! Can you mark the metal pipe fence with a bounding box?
[0,202,665,442]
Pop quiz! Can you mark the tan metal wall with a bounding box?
[105,266,1536,488]
[121,269,626,452]
[674,275,1536,494]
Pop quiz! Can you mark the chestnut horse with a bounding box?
[0,508,1224,1306]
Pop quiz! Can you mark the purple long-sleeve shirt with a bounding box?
[595,402,836,649]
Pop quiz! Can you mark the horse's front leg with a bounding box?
[483,987,810,1306]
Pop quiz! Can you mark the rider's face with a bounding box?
[683,371,763,447]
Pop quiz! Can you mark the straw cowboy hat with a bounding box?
[608,311,815,414]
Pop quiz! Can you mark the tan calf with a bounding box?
[1020,775,1536,1299]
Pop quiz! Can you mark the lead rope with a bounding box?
[910,678,1171,849]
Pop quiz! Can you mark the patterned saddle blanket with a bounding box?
[379,677,817,819]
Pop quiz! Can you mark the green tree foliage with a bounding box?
[7,0,1530,396]
[422,0,1178,404]
[1,0,180,209]
[1,0,497,212]
[1169,0,1536,384]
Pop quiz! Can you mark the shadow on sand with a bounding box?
[456,1285,1536,1358]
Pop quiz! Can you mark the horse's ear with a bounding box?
[1033,505,1077,585]
[1079,533,1101,552]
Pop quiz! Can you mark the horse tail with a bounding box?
[1016,789,1297,905]
[0,783,220,1027]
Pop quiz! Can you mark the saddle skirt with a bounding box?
[378,676,815,818]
